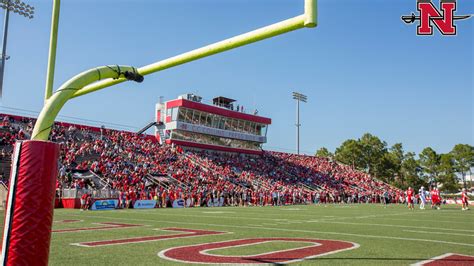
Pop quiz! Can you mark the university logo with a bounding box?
[401,0,471,35]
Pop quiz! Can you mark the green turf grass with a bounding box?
[2,204,473,265]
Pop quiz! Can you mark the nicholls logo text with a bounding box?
[401,0,471,36]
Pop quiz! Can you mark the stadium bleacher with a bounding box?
[0,113,402,208]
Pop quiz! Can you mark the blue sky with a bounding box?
[0,0,472,155]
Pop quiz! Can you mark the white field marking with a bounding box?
[126,211,291,222]
[138,209,290,222]
[305,212,407,223]
[370,217,474,225]
[240,210,371,218]
[280,208,301,211]
[262,223,278,226]
[247,224,263,227]
[55,211,422,230]
[409,211,474,218]
[62,213,474,248]
[132,207,408,220]
[52,222,148,234]
[352,213,415,220]
[411,253,474,266]
[126,209,415,225]
[310,221,474,233]
[170,207,434,221]
[202,211,235,214]
[157,238,359,265]
[219,209,388,219]
[199,240,318,258]
[287,221,304,224]
[53,210,442,229]
[305,212,419,223]
[70,228,232,248]
[403,230,474,237]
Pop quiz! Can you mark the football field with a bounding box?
[14,204,474,265]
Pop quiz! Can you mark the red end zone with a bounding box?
[413,253,474,266]
[159,238,359,264]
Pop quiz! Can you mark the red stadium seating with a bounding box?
[0,114,402,208]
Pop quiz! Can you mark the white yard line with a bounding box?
[202,211,235,214]
[306,212,419,223]
[134,208,414,220]
[133,210,290,222]
[133,210,416,225]
[411,253,455,266]
[280,208,301,211]
[309,221,474,233]
[262,223,277,226]
[369,217,474,225]
[411,253,474,266]
[403,230,474,237]
[61,213,474,248]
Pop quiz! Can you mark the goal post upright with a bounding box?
[305,0,317,27]
[44,0,61,102]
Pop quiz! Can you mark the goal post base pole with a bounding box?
[1,140,60,266]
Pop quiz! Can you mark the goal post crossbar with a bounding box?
[33,0,317,141]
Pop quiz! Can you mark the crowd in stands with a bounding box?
[0,114,402,208]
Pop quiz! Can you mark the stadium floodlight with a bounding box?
[292,92,307,155]
[0,0,35,97]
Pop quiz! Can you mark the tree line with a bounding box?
[315,133,474,192]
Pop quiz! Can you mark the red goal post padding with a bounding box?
[1,140,59,266]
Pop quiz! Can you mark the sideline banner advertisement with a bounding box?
[206,198,224,207]
[91,199,118,210]
[134,200,157,209]
[219,197,224,207]
[172,199,185,208]
[186,198,193,207]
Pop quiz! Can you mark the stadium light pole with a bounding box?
[293,92,307,155]
[0,0,35,97]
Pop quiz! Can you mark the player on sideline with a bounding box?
[406,187,414,210]
[461,188,469,211]
[419,186,427,210]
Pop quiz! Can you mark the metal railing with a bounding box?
[60,188,119,199]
